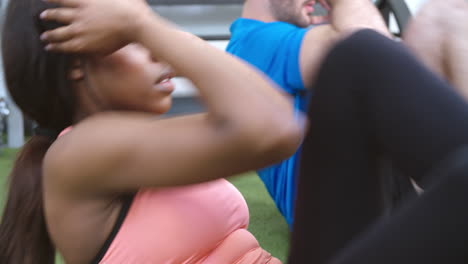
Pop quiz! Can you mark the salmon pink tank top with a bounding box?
[95,180,280,264]
[60,128,281,264]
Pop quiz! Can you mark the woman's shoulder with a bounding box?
[42,110,193,195]
[42,112,148,192]
[46,111,153,161]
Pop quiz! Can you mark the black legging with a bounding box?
[289,30,468,264]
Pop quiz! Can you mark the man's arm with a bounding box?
[300,0,390,88]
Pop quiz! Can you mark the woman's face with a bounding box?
[84,43,175,114]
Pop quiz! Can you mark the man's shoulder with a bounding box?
[254,22,305,37]
[260,20,301,30]
[231,18,307,39]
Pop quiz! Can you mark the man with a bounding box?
[226,0,390,227]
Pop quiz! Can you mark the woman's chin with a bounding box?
[151,98,172,115]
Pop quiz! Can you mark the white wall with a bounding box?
[0,0,6,99]
[0,57,5,98]
[172,40,228,97]
[154,5,241,38]
[407,0,428,13]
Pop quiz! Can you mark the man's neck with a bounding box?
[241,0,277,22]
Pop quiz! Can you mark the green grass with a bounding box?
[228,173,290,261]
[0,148,18,213]
[0,148,289,263]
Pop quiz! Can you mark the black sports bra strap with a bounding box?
[90,194,135,264]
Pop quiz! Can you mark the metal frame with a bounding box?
[376,0,412,35]
[200,34,231,41]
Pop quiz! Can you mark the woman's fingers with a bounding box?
[45,39,84,53]
[41,25,77,43]
[42,0,81,7]
[40,8,77,24]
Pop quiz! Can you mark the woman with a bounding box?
[0,0,304,263]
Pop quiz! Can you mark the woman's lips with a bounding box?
[154,78,175,93]
[154,69,176,93]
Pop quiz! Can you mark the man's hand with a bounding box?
[309,0,331,25]
[301,0,390,88]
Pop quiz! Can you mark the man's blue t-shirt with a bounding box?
[226,18,310,227]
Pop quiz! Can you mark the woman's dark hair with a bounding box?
[0,0,77,263]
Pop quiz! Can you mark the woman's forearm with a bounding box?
[134,14,295,124]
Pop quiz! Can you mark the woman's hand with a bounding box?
[403,0,447,78]
[403,0,468,99]
[40,0,155,54]
[403,0,468,80]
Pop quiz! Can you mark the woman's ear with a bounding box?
[69,59,85,81]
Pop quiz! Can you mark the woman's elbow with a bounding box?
[248,113,306,163]
[270,117,305,160]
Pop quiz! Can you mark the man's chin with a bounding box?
[297,17,311,28]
